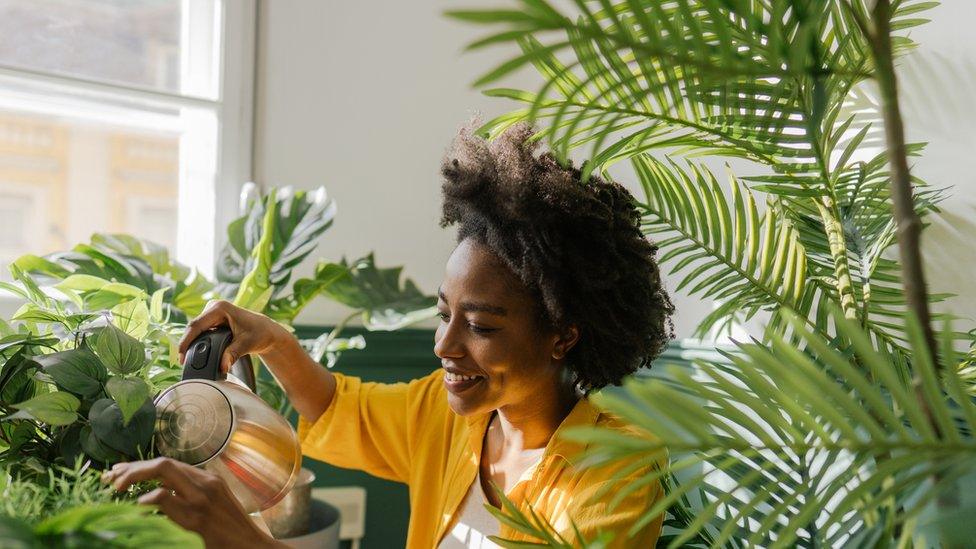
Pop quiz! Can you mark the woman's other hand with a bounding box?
[178,300,292,373]
[103,458,282,549]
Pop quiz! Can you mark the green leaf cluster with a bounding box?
[213,185,436,415]
[1,184,437,463]
[0,183,436,539]
[1,323,156,469]
[0,460,201,548]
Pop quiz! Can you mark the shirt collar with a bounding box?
[464,396,602,463]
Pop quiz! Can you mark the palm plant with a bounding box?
[447,0,976,546]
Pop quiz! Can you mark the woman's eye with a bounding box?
[468,324,496,335]
[439,312,495,335]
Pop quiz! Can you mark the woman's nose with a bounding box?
[433,322,464,359]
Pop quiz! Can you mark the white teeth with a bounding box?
[445,371,480,382]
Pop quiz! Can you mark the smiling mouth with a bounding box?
[443,371,485,394]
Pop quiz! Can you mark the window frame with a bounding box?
[0,0,256,280]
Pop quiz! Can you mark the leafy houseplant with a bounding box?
[448,0,976,546]
[0,183,435,545]
[0,460,202,548]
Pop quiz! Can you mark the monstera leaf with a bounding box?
[268,254,436,330]
[89,234,213,318]
[13,234,213,320]
[215,184,337,306]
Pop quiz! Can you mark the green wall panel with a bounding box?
[292,326,439,549]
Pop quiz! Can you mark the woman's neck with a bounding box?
[492,376,580,452]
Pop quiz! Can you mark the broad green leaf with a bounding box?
[105,377,151,426]
[0,515,36,548]
[233,188,277,312]
[150,287,169,322]
[313,254,437,330]
[33,347,107,399]
[53,274,109,293]
[79,424,122,464]
[92,323,147,375]
[10,392,80,426]
[172,270,212,318]
[91,232,190,281]
[0,350,42,405]
[265,262,349,322]
[110,299,150,339]
[56,423,84,465]
[88,398,155,456]
[216,185,337,309]
[11,305,64,325]
[12,254,71,279]
[83,282,147,310]
[3,417,37,455]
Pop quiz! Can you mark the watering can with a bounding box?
[153,327,302,513]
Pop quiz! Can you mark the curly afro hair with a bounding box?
[440,122,674,391]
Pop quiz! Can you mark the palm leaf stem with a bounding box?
[792,34,863,323]
[813,199,860,320]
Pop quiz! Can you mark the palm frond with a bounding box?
[561,311,975,547]
[634,154,807,338]
[768,142,959,356]
[450,1,936,179]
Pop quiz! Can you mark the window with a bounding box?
[0,0,255,279]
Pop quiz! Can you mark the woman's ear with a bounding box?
[551,325,580,360]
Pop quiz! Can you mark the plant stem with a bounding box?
[867,0,956,523]
[815,199,859,320]
[325,311,360,348]
[867,0,940,372]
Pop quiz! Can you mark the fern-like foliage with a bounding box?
[444,0,976,547]
[635,154,807,338]
[448,0,947,356]
[491,314,975,547]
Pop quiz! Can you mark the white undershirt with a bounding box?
[438,472,500,548]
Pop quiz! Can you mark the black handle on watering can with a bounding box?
[181,327,257,391]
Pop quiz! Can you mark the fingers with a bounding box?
[107,460,268,547]
[221,340,247,374]
[138,487,199,531]
[103,457,200,499]
[178,300,234,364]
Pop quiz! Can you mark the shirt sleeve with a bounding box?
[296,370,443,483]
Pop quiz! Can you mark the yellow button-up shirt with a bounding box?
[297,369,664,548]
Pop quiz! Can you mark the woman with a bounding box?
[103,124,674,548]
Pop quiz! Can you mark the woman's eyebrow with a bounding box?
[438,289,508,316]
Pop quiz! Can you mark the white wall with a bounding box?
[253,1,975,337]
[898,1,976,323]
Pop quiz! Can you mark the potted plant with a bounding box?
[447,0,976,546]
[0,183,436,545]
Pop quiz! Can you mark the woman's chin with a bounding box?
[446,393,489,417]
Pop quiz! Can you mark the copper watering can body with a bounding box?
[153,327,302,513]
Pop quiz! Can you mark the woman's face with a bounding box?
[434,238,571,417]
